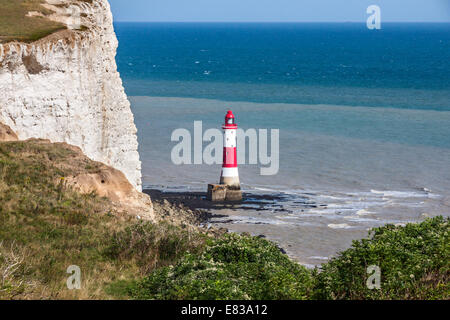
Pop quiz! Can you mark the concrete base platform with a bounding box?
[207,184,227,202]
[207,184,243,202]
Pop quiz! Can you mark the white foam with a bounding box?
[253,186,279,193]
[328,223,352,229]
[326,203,354,208]
[306,208,354,215]
[230,216,290,226]
[356,209,372,216]
[427,193,441,199]
[343,216,378,222]
[309,256,329,261]
[319,195,348,200]
[370,190,427,198]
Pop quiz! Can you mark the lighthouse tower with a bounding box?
[220,110,240,189]
[207,110,242,202]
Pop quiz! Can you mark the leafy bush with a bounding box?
[314,216,449,300]
[127,233,314,300]
[122,217,449,301]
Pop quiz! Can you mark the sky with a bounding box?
[109,0,450,23]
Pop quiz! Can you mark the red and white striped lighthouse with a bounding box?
[220,110,240,189]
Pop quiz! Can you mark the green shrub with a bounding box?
[128,233,314,300]
[314,216,449,300]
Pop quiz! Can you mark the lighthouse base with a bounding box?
[219,176,241,189]
[207,184,242,202]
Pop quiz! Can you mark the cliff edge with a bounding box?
[0,0,142,191]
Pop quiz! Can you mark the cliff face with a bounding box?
[0,0,142,191]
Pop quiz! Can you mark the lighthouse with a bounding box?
[207,110,243,202]
[220,110,240,188]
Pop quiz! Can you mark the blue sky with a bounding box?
[109,0,450,22]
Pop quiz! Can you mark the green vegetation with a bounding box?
[314,216,449,300]
[104,222,206,275]
[0,140,206,299]
[0,139,448,300]
[114,217,448,300]
[126,234,314,300]
[0,0,66,43]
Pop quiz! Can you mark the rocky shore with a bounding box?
[144,188,290,253]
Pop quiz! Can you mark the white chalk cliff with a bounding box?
[0,0,142,191]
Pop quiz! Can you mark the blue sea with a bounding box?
[115,23,450,265]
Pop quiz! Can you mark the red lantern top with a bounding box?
[223,110,237,129]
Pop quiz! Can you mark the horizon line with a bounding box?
[113,20,450,24]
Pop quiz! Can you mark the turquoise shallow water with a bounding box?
[131,96,450,194]
[115,23,450,265]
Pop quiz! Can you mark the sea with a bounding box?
[115,22,450,266]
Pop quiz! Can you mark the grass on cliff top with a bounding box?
[0,140,206,299]
[0,0,66,43]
